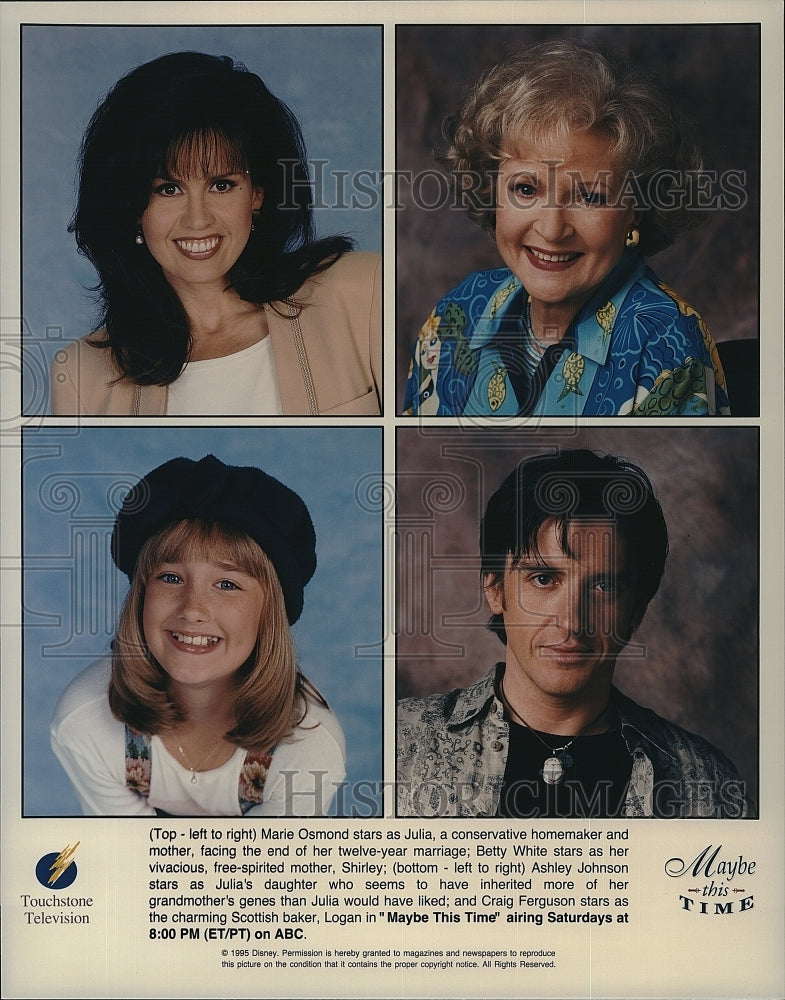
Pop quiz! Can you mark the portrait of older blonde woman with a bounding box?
[397,26,759,417]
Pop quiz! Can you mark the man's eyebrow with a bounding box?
[512,559,565,572]
[596,570,632,584]
[510,560,632,581]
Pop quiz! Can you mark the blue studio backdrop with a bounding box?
[23,426,383,816]
[21,23,382,414]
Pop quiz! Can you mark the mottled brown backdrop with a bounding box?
[395,23,760,410]
[395,427,759,807]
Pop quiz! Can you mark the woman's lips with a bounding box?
[524,245,582,270]
[173,236,222,259]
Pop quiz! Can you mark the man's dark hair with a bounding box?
[480,449,668,643]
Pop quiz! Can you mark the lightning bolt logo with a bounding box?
[48,842,80,885]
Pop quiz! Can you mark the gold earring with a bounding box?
[626,226,640,248]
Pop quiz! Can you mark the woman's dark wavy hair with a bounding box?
[69,51,353,385]
[480,449,669,644]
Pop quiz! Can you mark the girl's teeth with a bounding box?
[172,632,219,646]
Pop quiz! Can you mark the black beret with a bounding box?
[111,455,316,623]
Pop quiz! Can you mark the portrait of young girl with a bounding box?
[24,429,381,817]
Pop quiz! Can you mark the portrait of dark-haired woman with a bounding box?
[51,51,381,416]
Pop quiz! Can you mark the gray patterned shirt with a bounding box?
[397,664,753,818]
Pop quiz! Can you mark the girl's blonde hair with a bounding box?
[108,517,324,750]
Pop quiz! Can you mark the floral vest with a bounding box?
[125,726,272,814]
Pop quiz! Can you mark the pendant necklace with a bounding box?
[521,295,546,375]
[174,730,226,783]
[500,683,611,785]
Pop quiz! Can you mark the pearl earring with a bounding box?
[135,226,144,245]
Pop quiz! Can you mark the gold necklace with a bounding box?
[173,730,227,784]
[499,682,612,786]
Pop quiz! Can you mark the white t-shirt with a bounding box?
[50,659,346,817]
[165,337,283,415]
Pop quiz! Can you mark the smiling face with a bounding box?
[139,136,263,296]
[495,130,635,332]
[484,519,641,711]
[142,556,266,693]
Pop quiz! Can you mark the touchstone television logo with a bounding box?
[23,842,93,926]
[35,842,80,889]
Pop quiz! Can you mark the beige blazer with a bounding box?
[50,251,381,416]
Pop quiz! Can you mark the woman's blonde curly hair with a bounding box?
[439,39,704,254]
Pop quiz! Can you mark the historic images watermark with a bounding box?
[278,160,749,214]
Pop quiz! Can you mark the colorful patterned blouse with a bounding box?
[403,251,730,416]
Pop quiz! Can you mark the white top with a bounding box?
[50,658,346,817]
[165,337,283,415]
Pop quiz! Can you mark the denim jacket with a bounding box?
[397,664,753,818]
